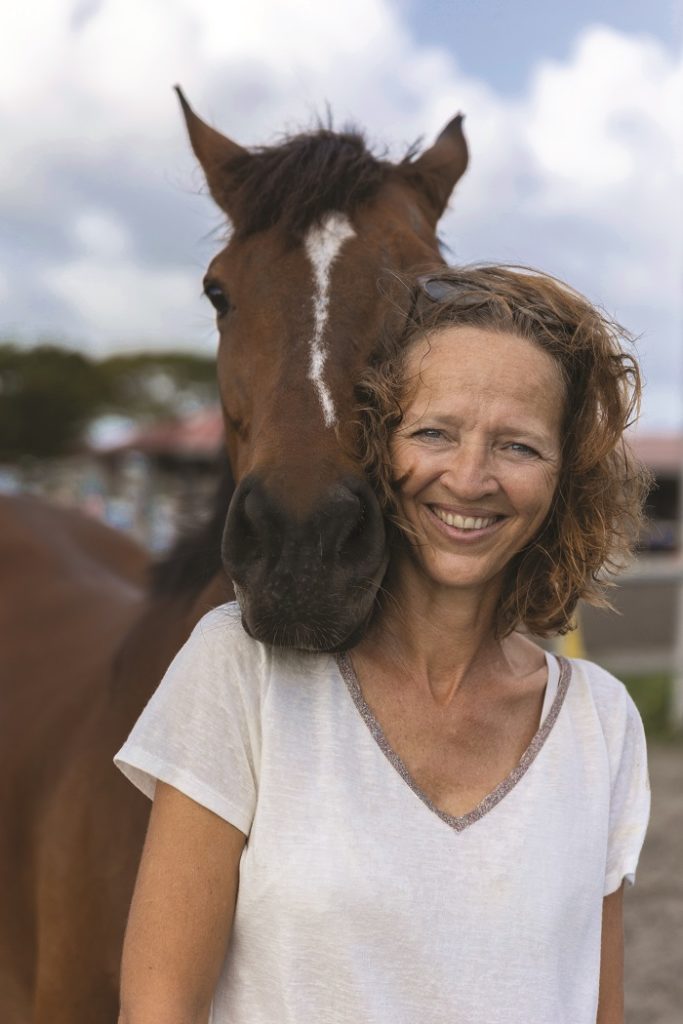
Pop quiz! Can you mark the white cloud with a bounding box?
[522,27,683,293]
[72,209,131,258]
[44,259,204,355]
[0,1,680,425]
[526,28,680,191]
[439,27,683,429]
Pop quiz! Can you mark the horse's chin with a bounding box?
[232,582,380,654]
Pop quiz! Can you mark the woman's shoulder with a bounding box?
[187,601,262,666]
[191,601,252,646]
[153,603,276,721]
[565,656,632,703]
[562,655,645,748]
[189,601,327,681]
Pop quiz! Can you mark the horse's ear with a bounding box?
[402,114,469,225]
[174,86,247,216]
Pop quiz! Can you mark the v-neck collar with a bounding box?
[336,651,572,833]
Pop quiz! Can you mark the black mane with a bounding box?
[149,457,233,599]
[226,127,400,239]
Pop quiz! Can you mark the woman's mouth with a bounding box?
[429,507,501,531]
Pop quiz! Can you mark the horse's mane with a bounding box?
[226,124,416,239]
[149,457,233,599]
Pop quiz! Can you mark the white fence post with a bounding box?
[672,571,683,731]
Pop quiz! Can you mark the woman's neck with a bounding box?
[354,555,510,706]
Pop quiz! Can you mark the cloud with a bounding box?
[0,1,680,425]
[524,27,682,306]
[72,209,131,258]
[44,260,202,351]
[438,26,683,429]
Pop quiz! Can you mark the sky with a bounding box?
[0,0,681,429]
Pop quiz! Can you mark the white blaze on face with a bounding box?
[304,212,356,428]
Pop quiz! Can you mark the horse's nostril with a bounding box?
[337,487,380,564]
[242,490,263,537]
[223,476,274,577]
[345,498,366,543]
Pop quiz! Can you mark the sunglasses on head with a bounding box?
[414,273,562,330]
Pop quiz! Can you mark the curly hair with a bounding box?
[355,264,652,638]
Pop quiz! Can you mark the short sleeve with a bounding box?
[603,694,651,896]
[114,605,264,836]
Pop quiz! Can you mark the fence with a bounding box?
[557,558,683,731]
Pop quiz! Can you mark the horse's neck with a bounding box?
[112,572,234,726]
[188,571,235,624]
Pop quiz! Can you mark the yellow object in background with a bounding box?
[554,610,586,659]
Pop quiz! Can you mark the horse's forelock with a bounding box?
[223,129,392,240]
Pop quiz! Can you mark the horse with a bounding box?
[0,91,468,1022]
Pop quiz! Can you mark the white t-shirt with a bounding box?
[115,603,650,1024]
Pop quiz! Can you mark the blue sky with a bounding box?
[0,0,680,428]
[410,0,680,90]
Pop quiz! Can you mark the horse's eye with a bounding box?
[203,280,231,317]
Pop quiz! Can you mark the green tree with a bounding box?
[99,352,217,417]
[0,344,218,461]
[0,344,111,460]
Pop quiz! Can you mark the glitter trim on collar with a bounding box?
[336,652,572,833]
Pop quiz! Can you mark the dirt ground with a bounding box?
[624,742,683,1023]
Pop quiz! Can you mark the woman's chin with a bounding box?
[404,552,504,597]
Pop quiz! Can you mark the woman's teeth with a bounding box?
[432,508,498,530]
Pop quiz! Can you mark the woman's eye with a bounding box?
[505,442,538,457]
[203,281,231,317]
[413,428,444,441]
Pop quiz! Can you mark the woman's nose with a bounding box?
[441,442,499,497]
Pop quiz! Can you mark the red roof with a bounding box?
[101,407,224,458]
[629,433,683,473]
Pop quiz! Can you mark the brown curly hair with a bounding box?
[356,264,652,638]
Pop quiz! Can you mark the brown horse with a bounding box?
[0,92,468,1022]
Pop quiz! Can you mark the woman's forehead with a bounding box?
[404,325,564,390]
[401,326,566,426]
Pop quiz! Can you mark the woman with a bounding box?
[116,265,651,1024]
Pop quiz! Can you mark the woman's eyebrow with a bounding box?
[411,411,556,437]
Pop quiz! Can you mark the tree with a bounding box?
[0,344,218,461]
[98,352,217,417]
[0,344,111,460]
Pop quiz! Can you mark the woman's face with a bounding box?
[389,325,564,601]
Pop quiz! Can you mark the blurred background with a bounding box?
[1,1,681,1019]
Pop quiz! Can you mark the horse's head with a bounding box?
[176,89,468,650]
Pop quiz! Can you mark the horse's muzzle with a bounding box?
[222,473,387,650]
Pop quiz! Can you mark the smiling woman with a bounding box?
[116,264,652,1024]
[358,265,651,637]
[388,325,564,600]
